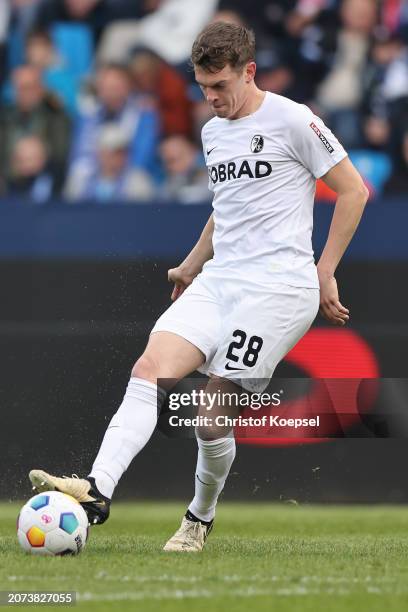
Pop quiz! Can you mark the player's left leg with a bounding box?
[163,377,239,552]
[203,283,320,513]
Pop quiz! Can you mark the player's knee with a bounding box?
[131,353,159,383]
[196,424,228,441]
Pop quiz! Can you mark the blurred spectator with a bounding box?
[33,0,142,45]
[380,0,408,42]
[4,135,55,203]
[0,65,71,188]
[25,29,79,114]
[255,45,295,97]
[129,47,193,137]
[10,0,42,34]
[363,33,394,143]
[26,29,58,70]
[218,0,298,43]
[65,123,154,202]
[361,29,408,191]
[5,1,43,75]
[67,62,160,192]
[284,1,340,102]
[158,135,210,204]
[211,9,247,27]
[314,0,377,148]
[97,0,218,65]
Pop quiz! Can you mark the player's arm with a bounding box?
[317,157,369,325]
[168,213,214,301]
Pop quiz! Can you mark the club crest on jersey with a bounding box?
[251,135,264,153]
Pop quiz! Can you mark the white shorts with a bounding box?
[151,272,319,391]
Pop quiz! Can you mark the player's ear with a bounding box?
[245,62,256,83]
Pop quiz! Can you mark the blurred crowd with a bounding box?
[0,0,407,204]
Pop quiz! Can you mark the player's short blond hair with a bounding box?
[191,22,256,73]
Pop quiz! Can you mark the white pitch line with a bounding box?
[7,574,400,585]
[76,584,403,601]
[78,590,213,601]
[6,576,407,598]
[7,576,71,582]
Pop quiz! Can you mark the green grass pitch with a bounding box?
[1,502,408,611]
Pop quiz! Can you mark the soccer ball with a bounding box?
[17,491,89,556]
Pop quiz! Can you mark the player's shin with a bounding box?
[188,436,236,522]
[88,377,166,498]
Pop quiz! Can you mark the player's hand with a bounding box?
[168,266,195,301]
[318,273,349,326]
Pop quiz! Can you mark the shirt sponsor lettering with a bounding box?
[209,160,272,184]
[309,122,334,154]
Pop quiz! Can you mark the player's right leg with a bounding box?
[29,331,206,525]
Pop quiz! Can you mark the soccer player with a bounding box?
[29,22,368,552]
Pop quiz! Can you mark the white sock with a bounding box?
[88,377,166,498]
[188,436,236,522]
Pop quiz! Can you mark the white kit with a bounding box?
[152,92,347,385]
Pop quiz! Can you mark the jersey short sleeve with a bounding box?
[288,105,348,179]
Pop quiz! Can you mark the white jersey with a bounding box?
[200,91,347,288]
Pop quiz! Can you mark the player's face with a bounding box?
[195,63,253,120]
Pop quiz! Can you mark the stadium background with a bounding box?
[0,0,407,504]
